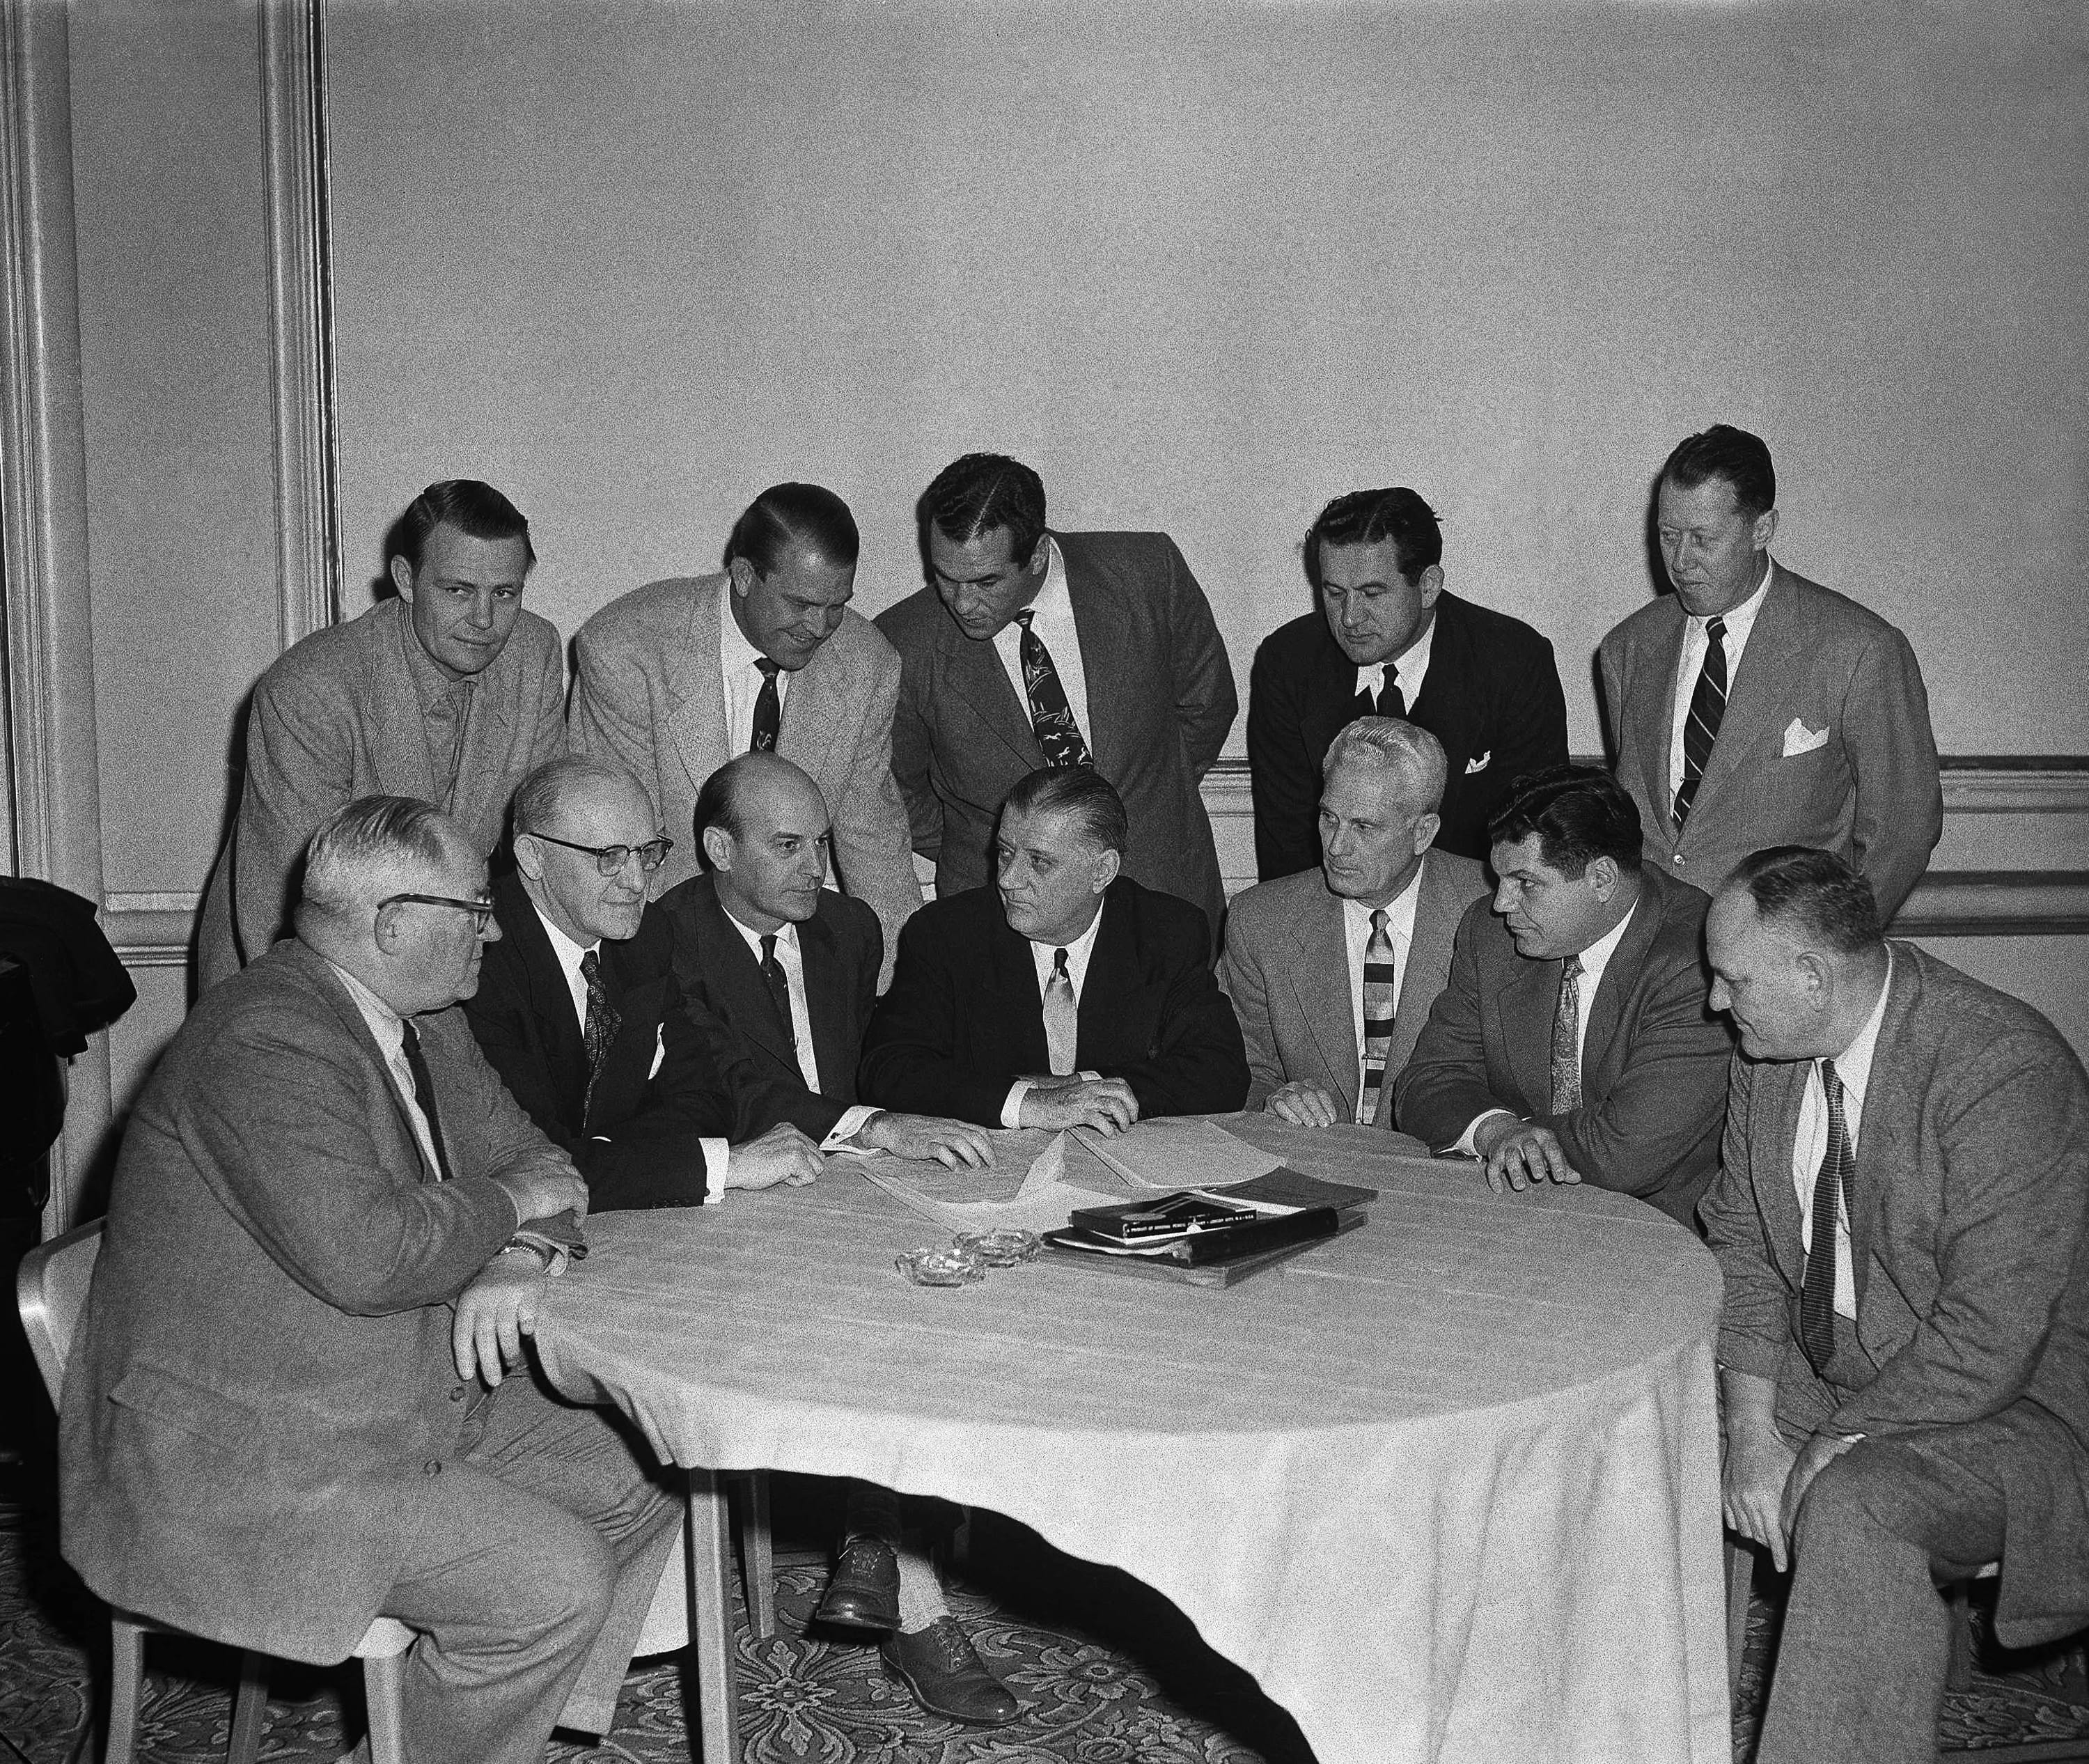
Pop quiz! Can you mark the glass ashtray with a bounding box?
[952,1228,1043,1267]
[895,1244,986,1286]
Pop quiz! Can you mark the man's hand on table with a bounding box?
[492,1155,590,1226]
[1265,1081,1344,1127]
[1473,1116,1581,1194]
[453,1248,549,1387]
[1017,1077,1140,1134]
[857,1111,995,1169]
[725,1122,824,1191]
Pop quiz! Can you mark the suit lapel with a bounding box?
[666,577,733,793]
[1287,882,1357,1110]
[1843,949,1918,1304]
[500,878,590,1112]
[1407,598,1473,763]
[934,612,1039,770]
[1060,538,1131,777]
[1759,1058,1810,1285]
[799,906,855,1101]
[1632,600,1688,814]
[1389,852,1464,1086]
[1696,568,1806,810]
[1579,887,1662,1091]
[295,942,448,1186]
[694,884,796,1068]
[369,606,440,806]
[994,910,1053,1071]
[1500,951,1560,1114]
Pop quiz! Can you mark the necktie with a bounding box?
[1359,909,1398,1125]
[398,1020,454,1183]
[1550,955,1583,1114]
[1042,947,1079,1077]
[758,933,795,1047]
[1014,610,1092,769]
[579,948,620,1125]
[1673,615,1728,831]
[1350,665,1405,724]
[751,657,782,752]
[1801,1059,1854,1375]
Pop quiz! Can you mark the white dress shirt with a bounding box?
[1666,560,1771,800]
[1355,609,1437,714]
[720,595,792,752]
[1341,869,1424,1123]
[1000,900,1109,1128]
[991,538,1092,749]
[1793,948,1893,1319]
[716,905,879,1149]
[327,958,468,1203]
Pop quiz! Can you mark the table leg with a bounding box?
[687,1467,740,1763]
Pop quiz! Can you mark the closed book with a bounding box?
[1067,1191,1260,1244]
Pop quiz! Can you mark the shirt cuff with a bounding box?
[1454,1109,1519,1156]
[700,1136,729,1203]
[821,1105,883,1153]
[1001,1082,1031,1130]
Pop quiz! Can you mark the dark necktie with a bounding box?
[1673,616,1728,831]
[1549,955,1583,1114]
[758,933,795,1047]
[1359,909,1398,1125]
[398,1020,454,1183]
[751,657,782,753]
[1350,665,1405,724]
[1801,1059,1854,1375]
[579,948,620,1124]
[1014,609,1091,769]
[1042,947,1078,1077]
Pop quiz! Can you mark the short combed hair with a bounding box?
[1304,487,1443,591]
[1001,766,1127,859]
[919,454,1048,563]
[389,480,535,573]
[1660,424,1776,522]
[1322,717,1448,815]
[1487,765,1643,877]
[691,765,742,850]
[511,755,648,841]
[1728,846,1884,955]
[723,482,860,576]
[301,795,453,918]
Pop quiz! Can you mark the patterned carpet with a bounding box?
[3,1465,2088,1763]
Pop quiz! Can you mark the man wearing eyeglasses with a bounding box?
[462,756,829,1207]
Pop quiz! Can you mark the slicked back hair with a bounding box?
[919,453,1048,563]
[301,795,454,921]
[389,480,535,573]
[1487,765,1643,878]
[512,755,648,842]
[1322,717,1448,816]
[1304,487,1442,591]
[723,482,860,577]
[1727,846,1884,955]
[691,764,742,851]
[1659,424,1776,522]
[1001,766,1128,861]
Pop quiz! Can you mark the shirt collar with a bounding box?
[719,593,772,679]
[1691,558,1773,644]
[1825,946,1894,1111]
[719,898,799,960]
[1340,861,1426,944]
[324,954,407,1055]
[1027,896,1106,964]
[1571,893,1640,993]
[999,535,1071,638]
[1356,606,1436,691]
[532,900,597,979]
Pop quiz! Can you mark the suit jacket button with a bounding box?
[424,1460,442,1477]
[1672,852,1686,866]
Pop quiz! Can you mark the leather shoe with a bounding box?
[815,1536,900,1631]
[880,1616,1019,1725]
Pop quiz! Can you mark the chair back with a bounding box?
[15,1217,103,1405]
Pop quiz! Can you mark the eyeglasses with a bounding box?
[524,829,675,876]
[377,892,496,932]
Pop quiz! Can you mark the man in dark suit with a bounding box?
[1700,848,2089,1763]
[62,796,678,1764]
[1599,424,1941,919]
[462,756,827,1208]
[861,768,1249,1131]
[1247,486,1567,881]
[1396,765,1732,1229]
[1221,719,1487,1126]
[876,453,1236,938]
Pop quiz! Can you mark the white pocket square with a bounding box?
[1781,719,1829,758]
[1465,751,1491,774]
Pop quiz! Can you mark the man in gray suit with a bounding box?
[63,797,678,1764]
[876,453,1236,938]
[1221,718,1485,1127]
[1700,847,2089,1764]
[570,482,921,971]
[1598,425,1942,920]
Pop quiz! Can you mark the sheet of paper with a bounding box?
[1072,1117,1284,1190]
[858,1130,1127,1235]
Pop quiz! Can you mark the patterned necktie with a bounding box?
[1042,947,1079,1077]
[1801,1059,1854,1375]
[398,1020,453,1183]
[1549,955,1583,1114]
[1359,909,1398,1125]
[1673,615,1728,831]
[1014,610,1092,769]
[751,657,782,753]
[758,933,795,1047]
[1351,665,1405,724]
[579,948,620,1124]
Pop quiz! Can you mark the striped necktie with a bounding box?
[1549,955,1583,1114]
[1359,910,1398,1125]
[1801,1059,1854,1375]
[1673,616,1727,830]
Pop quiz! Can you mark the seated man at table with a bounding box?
[1395,765,1732,1228]
[1221,717,1487,1127]
[859,767,1250,1129]
[1700,848,2089,1764]
[60,796,678,1764]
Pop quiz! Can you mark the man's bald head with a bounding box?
[697,752,834,933]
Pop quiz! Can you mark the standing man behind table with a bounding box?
[568,481,921,971]
[1598,423,1942,919]
[860,767,1249,1132]
[875,452,1236,939]
[1396,765,1734,1229]
[1222,718,1487,1127]
[198,480,565,988]
[62,797,678,1764]
[1247,485,1567,881]
[1700,848,2089,1764]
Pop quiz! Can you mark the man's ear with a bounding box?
[701,826,735,873]
[1416,563,1445,609]
[1093,847,1122,892]
[1586,854,1620,900]
[389,554,416,602]
[1751,507,1778,554]
[513,832,545,883]
[1794,948,1831,1000]
[1411,811,1442,856]
[1026,534,1051,577]
[727,556,757,600]
[372,898,407,953]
